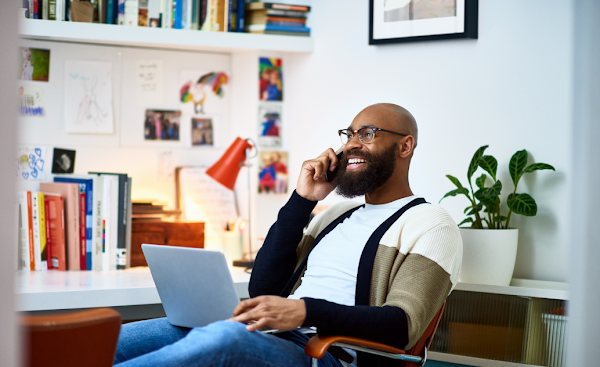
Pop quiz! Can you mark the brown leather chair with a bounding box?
[305,302,445,367]
[21,308,122,367]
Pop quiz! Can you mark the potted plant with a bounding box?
[440,145,555,286]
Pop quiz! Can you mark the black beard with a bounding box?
[334,143,398,198]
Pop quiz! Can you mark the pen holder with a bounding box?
[222,232,243,266]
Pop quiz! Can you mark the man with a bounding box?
[114,103,462,367]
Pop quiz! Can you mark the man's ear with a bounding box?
[399,136,416,159]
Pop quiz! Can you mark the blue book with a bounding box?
[54,177,94,270]
[266,21,305,28]
[174,0,182,29]
[236,0,245,32]
[106,0,115,24]
[248,24,310,33]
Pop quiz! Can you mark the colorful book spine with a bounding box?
[247,24,310,33]
[18,192,32,270]
[49,0,57,20]
[27,192,34,270]
[173,0,182,29]
[31,193,42,271]
[37,193,48,270]
[79,187,88,270]
[43,199,52,268]
[44,193,67,270]
[236,0,244,32]
[266,20,305,27]
[106,0,115,23]
[118,0,125,24]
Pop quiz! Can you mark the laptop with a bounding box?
[142,244,241,328]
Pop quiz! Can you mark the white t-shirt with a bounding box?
[288,195,418,306]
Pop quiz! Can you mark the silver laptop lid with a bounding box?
[142,244,240,328]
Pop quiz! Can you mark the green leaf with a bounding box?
[468,145,488,182]
[486,180,502,197]
[507,193,537,216]
[466,203,483,215]
[523,163,555,174]
[445,175,470,197]
[464,206,472,214]
[509,150,528,186]
[458,217,474,227]
[439,189,461,203]
[475,174,487,190]
[479,155,498,181]
[481,198,499,213]
[496,215,507,222]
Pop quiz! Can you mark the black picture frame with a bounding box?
[369,0,478,45]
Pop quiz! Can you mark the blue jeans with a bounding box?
[114,318,344,367]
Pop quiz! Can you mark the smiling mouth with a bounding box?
[347,158,366,166]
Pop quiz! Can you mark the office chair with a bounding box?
[21,308,122,367]
[305,302,445,367]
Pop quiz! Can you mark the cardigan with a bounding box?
[249,191,462,365]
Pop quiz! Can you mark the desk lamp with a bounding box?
[206,137,256,268]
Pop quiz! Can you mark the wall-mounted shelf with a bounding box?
[19,19,314,53]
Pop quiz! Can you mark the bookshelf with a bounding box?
[19,19,314,53]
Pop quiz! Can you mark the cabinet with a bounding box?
[429,279,568,367]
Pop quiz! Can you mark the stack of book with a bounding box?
[17,172,132,272]
[132,200,182,222]
[245,2,310,37]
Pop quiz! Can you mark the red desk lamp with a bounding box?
[206,137,256,268]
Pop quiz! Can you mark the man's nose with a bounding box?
[344,133,363,152]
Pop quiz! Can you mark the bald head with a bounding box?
[355,103,418,147]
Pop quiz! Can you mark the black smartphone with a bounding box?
[325,150,343,183]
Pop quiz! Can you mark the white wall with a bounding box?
[275,0,573,282]
[1,1,20,366]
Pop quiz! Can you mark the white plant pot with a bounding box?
[459,228,519,286]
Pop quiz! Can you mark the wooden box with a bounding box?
[130,222,204,267]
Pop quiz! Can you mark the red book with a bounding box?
[40,183,80,270]
[79,191,87,270]
[27,191,35,271]
[44,199,52,268]
[44,194,67,271]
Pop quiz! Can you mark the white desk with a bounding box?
[15,267,250,320]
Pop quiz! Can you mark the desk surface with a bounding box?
[16,267,251,312]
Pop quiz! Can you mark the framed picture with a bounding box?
[369,0,478,45]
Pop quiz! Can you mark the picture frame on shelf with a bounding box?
[369,0,478,45]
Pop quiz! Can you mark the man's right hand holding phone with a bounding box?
[296,147,343,202]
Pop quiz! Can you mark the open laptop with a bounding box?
[142,244,241,328]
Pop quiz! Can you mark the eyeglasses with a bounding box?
[338,127,409,145]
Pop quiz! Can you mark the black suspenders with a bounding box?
[279,197,427,300]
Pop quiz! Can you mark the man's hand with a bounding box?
[296,148,342,202]
[231,296,306,332]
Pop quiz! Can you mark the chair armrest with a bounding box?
[305,334,407,359]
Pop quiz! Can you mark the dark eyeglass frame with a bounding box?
[338,127,409,144]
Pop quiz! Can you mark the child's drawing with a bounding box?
[64,60,114,134]
[18,47,50,82]
[179,70,229,115]
[16,146,48,181]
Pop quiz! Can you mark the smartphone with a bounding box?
[325,150,344,183]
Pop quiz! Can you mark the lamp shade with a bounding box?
[206,137,253,190]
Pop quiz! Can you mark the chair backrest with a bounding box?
[405,301,446,359]
[21,308,122,367]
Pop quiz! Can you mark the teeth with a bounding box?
[348,158,366,164]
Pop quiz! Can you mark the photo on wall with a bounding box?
[257,102,282,148]
[258,151,288,194]
[19,47,50,82]
[144,109,181,141]
[259,57,283,101]
[191,117,214,146]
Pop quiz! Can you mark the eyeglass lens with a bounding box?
[340,128,375,144]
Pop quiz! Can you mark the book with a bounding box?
[246,24,310,33]
[40,182,80,270]
[17,192,34,271]
[49,0,57,20]
[125,0,139,25]
[99,175,119,270]
[249,29,309,36]
[118,0,125,24]
[214,0,225,31]
[247,8,307,18]
[54,175,104,271]
[246,2,310,12]
[147,0,160,26]
[89,172,129,270]
[43,0,49,19]
[99,0,107,23]
[31,192,46,271]
[264,20,305,27]
[106,0,115,23]
[44,193,67,270]
[124,177,132,268]
[38,193,49,270]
